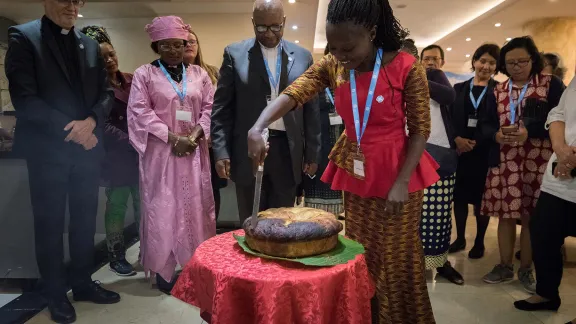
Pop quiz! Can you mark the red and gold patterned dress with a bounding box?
[283,51,438,324]
[481,74,554,219]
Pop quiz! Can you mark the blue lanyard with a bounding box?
[325,88,334,105]
[350,48,383,150]
[157,60,187,104]
[263,42,283,95]
[508,80,529,124]
[469,78,487,112]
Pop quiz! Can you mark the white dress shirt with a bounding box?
[427,99,451,148]
[541,77,576,203]
[260,42,285,131]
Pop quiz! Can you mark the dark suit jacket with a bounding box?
[4,19,113,164]
[211,38,321,186]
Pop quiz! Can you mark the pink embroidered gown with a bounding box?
[127,63,216,281]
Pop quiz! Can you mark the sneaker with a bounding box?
[483,264,514,284]
[518,268,537,294]
[110,259,136,277]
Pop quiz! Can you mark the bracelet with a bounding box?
[173,136,180,148]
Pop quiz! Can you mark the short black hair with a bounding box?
[420,44,444,61]
[471,43,501,73]
[401,38,418,59]
[543,52,567,80]
[326,0,408,52]
[499,36,544,77]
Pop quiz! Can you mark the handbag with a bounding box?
[425,143,458,178]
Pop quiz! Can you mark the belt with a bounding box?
[268,129,287,137]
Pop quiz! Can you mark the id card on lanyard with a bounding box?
[158,60,190,123]
[349,48,383,180]
[263,42,283,105]
[468,78,487,128]
[508,79,529,125]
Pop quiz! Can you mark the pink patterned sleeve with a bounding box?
[127,66,169,156]
[282,55,334,107]
[199,69,215,140]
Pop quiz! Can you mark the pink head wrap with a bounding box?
[145,16,191,42]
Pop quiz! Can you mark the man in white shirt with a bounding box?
[211,0,321,224]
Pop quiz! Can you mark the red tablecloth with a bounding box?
[172,230,375,324]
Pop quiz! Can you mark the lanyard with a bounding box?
[157,60,187,104]
[469,78,488,112]
[325,88,334,105]
[263,42,283,95]
[508,80,529,124]
[350,48,383,150]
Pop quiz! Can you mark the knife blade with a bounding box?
[250,129,269,228]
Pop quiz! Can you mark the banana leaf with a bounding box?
[233,233,365,267]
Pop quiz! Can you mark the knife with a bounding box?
[251,129,269,228]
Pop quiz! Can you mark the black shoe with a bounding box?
[468,244,485,259]
[156,274,176,295]
[514,298,561,311]
[449,240,466,253]
[72,281,121,304]
[47,297,76,324]
[110,259,136,277]
[437,262,464,285]
[515,250,522,261]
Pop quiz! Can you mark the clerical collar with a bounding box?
[42,16,74,36]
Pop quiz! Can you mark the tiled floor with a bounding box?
[27,215,576,324]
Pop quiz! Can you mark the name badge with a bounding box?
[468,116,478,128]
[329,115,343,125]
[176,110,192,122]
[352,151,366,180]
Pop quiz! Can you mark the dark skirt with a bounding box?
[453,143,491,206]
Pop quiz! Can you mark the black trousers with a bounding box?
[531,191,576,301]
[27,159,100,298]
[235,135,296,224]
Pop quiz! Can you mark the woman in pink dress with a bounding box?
[127,16,216,293]
[481,36,565,293]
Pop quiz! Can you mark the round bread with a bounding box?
[242,207,343,258]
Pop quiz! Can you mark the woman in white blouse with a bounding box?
[514,77,575,320]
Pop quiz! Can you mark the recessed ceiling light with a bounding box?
[466,37,472,41]
[295,40,300,43]
[506,37,512,41]
[446,47,452,51]
[289,0,296,3]
[466,54,471,58]
[292,25,298,30]
[396,4,407,9]
[78,14,83,18]
[495,23,502,27]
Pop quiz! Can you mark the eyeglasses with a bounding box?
[505,58,531,68]
[55,0,86,7]
[254,24,283,33]
[422,56,442,63]
[159,43,185,52]
[185,40,198,47]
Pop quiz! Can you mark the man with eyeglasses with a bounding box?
[211,0,320,224]
[5,0,119,322]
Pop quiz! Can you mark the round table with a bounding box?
[171,230,375,324]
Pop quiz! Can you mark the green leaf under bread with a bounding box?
[233,234,365,267]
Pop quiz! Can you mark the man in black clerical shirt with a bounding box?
[5,0,119,323]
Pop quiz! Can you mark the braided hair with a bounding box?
[81,26,112,45]
[327,0,407,52]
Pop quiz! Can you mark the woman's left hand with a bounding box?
[188,125,204,146]
[386,180,409,216]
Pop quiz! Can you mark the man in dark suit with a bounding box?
[5,0,119,322]
[211,0,321,224]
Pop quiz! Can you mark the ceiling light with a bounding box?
[466,54,471,58]
[78,14,83,18]
[295,40,300,43]
[446,47,452,51]
[289,0,296,3]
[292,25,298,30]
[506,37,512,41]
[466,37,472,41]
[495,23,502,27]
